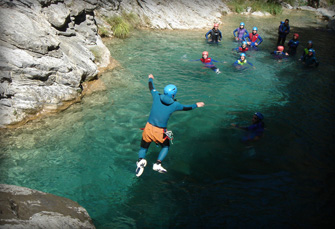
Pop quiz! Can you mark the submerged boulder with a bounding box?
[0,184,95,228]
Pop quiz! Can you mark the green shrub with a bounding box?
[98,26,110,38]
[122,12,141,28]
[106,16,130,38]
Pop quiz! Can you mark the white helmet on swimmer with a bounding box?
[164,84,177,98]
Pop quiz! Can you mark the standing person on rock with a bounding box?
[135,74,205,177]
[205,23,222,43]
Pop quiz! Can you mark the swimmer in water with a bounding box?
[233,41,249,53]
[233,53,254,69]
[287,33,300,55]
[205,23,222,43]
[302,49,319,67]
[243,27,263,48]
[231,112,265,142]
[191,51,221,74]
[233,22,249,41]
[271,46,289,59]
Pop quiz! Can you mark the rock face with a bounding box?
[98,0,231,29]
[0,0,230,128]
[0,0,110,127]
[0,184,95,228]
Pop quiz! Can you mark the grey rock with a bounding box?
[0,184,95,229]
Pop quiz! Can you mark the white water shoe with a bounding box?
[153,163,167,173]
[136,159,147,177]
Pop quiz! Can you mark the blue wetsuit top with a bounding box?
[278,23,290,37]
[247,122,264,136]
[147,78,197,128]
[288,39,299,49]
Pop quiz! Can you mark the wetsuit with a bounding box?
[233,58,253,67]
[193,57,219,71]
[277,22,290,46]
[241,122,265,142]
[287,38,299,55]
[138,78,198,161]
[205,28,222,43]
[243,33,263,47]
[271,51,288,59]
[302,54,319,67]
[233,27,249,40]
[234,46,249,53]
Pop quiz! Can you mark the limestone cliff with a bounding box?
[0,0,230,128]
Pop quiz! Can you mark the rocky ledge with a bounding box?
[0,184,95,228]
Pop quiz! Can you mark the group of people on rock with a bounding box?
[135,19,320,177]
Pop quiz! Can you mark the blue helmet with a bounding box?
[253,27,258,31]
[308,40,313,44]
[242,41,247,45]
[308,49,315,54]
[240,53,246,57]
[164,84,177,98]
[254,112,264,120]
[240,22,245,26]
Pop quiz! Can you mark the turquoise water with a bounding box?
[1,12,335,227]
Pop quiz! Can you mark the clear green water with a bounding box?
[1,12,335,227]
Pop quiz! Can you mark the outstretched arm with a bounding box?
[148,74,155,91]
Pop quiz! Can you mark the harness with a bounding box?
[239,47,249,52]
[249,33,259,42]
[201,57,212,63]
[237,59,247,65]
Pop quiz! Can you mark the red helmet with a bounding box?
[202,51,209,56]
[214,23,219,27]
[294,33,299,39]
[277,46,284,52]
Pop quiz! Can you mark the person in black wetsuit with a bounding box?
[205,23,222,43]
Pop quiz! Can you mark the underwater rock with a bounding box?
[0,184,95,228]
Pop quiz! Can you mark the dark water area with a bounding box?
[1,11,335,228]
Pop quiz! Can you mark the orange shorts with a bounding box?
[142,122,165,144]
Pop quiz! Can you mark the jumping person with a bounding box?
[205,23,222,43]
[136,74,205,177]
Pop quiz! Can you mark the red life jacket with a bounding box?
[239,47,249,52]
[200,57,212,63]
[249,33,259,42]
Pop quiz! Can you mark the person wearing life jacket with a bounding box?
[243,27,263,48]
[233,53,253,67]
[271,46,289,59]
[205,23,222,43]
[135,74,205,177]
[277,19,290,46]
[302,49,319,67]
[233,41,249,53]
[287,33,300,55]
[300,40,314,60]
[191,51,221,74]
[233,22,249,41]
[231,112,265,142]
